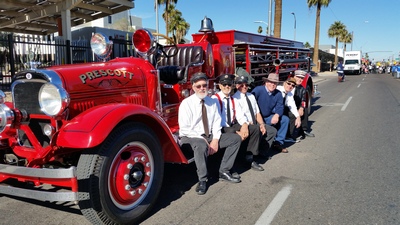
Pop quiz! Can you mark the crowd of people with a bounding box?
[178,70,315,195]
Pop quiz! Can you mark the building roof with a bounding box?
[0,0,134,35]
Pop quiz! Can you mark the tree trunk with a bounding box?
[334,37,338,66]
[312,3,321,72]
[273,0,282,38]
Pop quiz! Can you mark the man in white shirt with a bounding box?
[213,74,263,171]
[179,72,242,195]
[276,77,301,142]
[233,75,277,162]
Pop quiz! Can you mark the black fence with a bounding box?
[0,33,134,91]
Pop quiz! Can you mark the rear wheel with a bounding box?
[77,122,163,225]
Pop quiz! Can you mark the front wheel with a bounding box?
[306,86,312,115]
[77,122,164,225]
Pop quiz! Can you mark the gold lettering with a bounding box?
[93,70,101,78]
[79,74,87,84]
[114,69,121,76]
[99,70,108,76]
[86,72,95,80]
[107,69,114,76]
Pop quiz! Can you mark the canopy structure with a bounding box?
[0,0,134,38]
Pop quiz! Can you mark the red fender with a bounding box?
[56,104,188,163]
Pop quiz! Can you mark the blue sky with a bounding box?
[131,0,399,62]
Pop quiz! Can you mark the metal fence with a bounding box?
[0,33,134,91]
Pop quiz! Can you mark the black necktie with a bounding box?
[225,97,232,126]
[245,94,257,124]
[201,99,209,136]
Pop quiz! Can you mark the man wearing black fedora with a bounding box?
[179,72,242,195]
[251,73,290,153]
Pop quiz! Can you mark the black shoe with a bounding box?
[219,172,241,183]
[251,161,264,171]
[304,131,315,137]
[195,181,207,195]
[296,135,305,141]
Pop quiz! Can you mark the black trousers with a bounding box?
[223,123,260,156]
[288,108,309,138]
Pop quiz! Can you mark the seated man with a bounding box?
[276,77,301,142]
[212,74,263,171]
[292,70,315,140]
[233,75,277,160]
[178,72,242,195]
[251,73,289,153]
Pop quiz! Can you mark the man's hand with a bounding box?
[298,107,304,117]
[208,139,219,155]
[260,124,266,135]
[295,117,301,128]
[237,123,249,140]
[270,114,280,125]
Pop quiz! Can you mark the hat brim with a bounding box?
[262,77,279,83]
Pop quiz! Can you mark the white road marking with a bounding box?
[357,84,361,88]
[255,185,293,225]
[341,96,353,111]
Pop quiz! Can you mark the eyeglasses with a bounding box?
[239,83,249,87]
[286,82,296,88]
[194,84,208,89]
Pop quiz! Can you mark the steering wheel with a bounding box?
[152,33,178,58]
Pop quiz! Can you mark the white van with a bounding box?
[343,51,362,75]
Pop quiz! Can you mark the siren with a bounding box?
[199,17,214,33]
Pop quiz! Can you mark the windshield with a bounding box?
[345,60,359,65]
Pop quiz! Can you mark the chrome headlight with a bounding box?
[38,83,70,117]
[0,104,14,133]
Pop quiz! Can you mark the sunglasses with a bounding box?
[286,82,296,88]
[220,83,232,87]
[238,83,249,87]
[194,84,208,89]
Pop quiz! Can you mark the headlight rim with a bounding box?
[38,83,70,117]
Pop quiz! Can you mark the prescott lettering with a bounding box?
[79,69,134,84]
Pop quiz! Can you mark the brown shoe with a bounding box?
[273,143,289,153]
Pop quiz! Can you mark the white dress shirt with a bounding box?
[232,91,260,124]
[211,92,246,127]
[179,94,222,139]
[277,85,299,117]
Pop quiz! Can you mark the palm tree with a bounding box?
[307,0,332,72]
[304,42,311,48]
[273,0,282,38]
[157,0,178,37]
[328,21,346,66]
[339,30,352,52]
[169,9,190,43]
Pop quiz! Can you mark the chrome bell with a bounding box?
[198,17,214,33]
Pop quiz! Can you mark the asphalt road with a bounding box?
[1,71,400,225]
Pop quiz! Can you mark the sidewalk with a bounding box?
[311,71,337,84]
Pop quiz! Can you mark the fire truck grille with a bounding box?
[13,82,44,115]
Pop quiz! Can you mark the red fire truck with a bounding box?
[0,17,313,224]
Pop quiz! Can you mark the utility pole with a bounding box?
[268,0,272,35]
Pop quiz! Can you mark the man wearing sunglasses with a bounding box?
[233,75,277,165]
[179,72,242,195]
[277,77,302,143]
[251,73,289,153]
[211,74,263,170]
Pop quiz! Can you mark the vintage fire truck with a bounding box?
[0,17,313,224]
